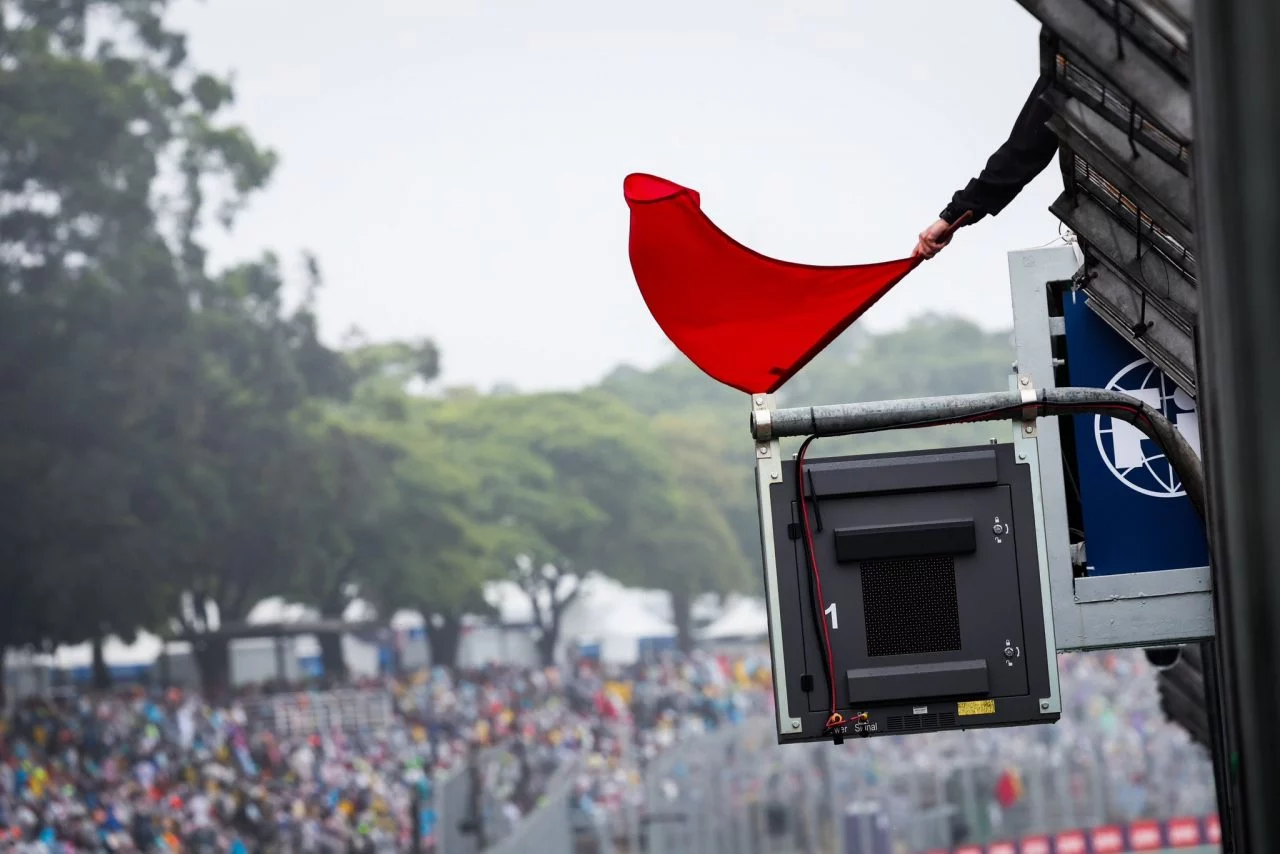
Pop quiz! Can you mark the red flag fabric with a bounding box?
[994,768,1025,808]
[624,173,923,394]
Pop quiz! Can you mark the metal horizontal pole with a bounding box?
[752,391,1023,440]
[751,387,1205,521]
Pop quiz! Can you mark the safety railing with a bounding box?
[248,688,395,736]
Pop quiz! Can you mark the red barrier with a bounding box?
[914,815,1220,853]
[1091,826,1125,853]
[1128,820,1165,850]
[1054,830,1088,854]
[1165,817,1203,848]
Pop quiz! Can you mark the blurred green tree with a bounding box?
[0,0,351,694]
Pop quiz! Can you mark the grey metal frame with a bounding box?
[1012,399,1064,716]
[751,397,1062,738]
[752,392,803,734]
[1008,245,1215,650]
[750,244,1214,741]
[750,244,1216,740]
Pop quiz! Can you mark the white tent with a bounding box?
[699,596,769,642]
[50,631,179,670]
[483,580,538,625]
[246,596,319,625]
[561,578,677,664]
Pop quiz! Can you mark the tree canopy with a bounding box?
[0,0,1015,691]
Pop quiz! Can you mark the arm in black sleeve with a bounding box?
[939,72,1060,225]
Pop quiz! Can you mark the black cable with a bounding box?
[804,468,824,532]
[795,435,839,733]
[797,440,828,698]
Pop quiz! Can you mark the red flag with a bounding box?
[624,172,922,394]
[995,768,1025,808]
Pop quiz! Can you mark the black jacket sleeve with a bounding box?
[940,72,1059,225]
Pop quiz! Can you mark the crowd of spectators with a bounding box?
[0,651,774,852]
[0,646,1213,852]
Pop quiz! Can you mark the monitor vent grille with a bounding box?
[887,711,957,733]
[861,556,962,657]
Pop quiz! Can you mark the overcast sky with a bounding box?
[171,0,1062,392]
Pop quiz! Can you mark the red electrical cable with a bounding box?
[794,435,844,731]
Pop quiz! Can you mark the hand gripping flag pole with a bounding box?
[623,172,969,395]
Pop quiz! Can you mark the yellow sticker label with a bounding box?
[957,699,996,716]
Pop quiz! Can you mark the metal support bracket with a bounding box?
[752,393,803,735]
[1009,246,1215,650]
[1012,401,1063,716]
[1018,374,1039,437]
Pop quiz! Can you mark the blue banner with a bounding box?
[1061,292,1208,576]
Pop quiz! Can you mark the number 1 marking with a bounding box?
[825,602,838,630]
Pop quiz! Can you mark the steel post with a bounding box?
[1191,0,1280,850]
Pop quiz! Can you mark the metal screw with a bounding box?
[770,471,779,479]
[757,446,768,457]
[1019,375,1030,386]
[791,721,801,729]
[1023,424,1034,435]
[1017,453,1026,461]
[992,524,1003,535]
[1040,701,1050,711]
[755,396,765,406]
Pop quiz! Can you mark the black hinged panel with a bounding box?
[847,660,990,704]
[796,485,1028,713]
[763,443,1056,743]
[834,519,977,562]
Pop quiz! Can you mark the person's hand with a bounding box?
[913,218,954,259]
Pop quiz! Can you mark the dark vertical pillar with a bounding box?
[1191,0,1280,850]
[274,636,288,686]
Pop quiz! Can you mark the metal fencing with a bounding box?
[436,761,477,854]
[835,743,1217,851]
[633,723,1217,854]
[437,744,608,854]
[637,719,837,854]
[244,688,394,736]
[487,759,582,854]
[436,718,1218,854]
[436,745,522,854]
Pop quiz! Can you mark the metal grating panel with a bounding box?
[1037,4,1200,404]
[1053,50,1190,170]
[1017,0,1193,140]
[1069,155,1196,278]
[862,557,962,657]
[1078,0,1190,78]
[887,711,958,732]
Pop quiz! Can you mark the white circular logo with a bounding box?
[1093,358,1201,498]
